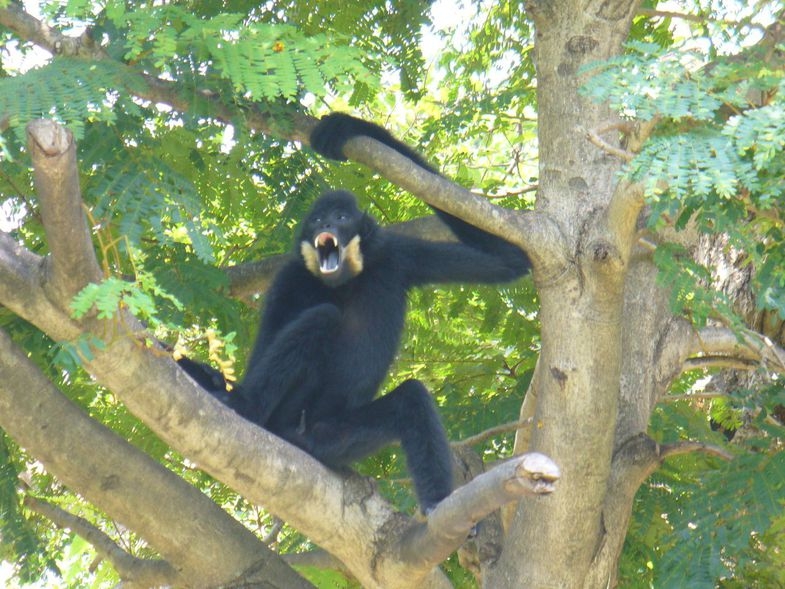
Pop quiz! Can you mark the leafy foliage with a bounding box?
[0,434,57,582]
[584,40,785,322]
[652,243,744,330]
[0,58,128,140]
[70,274,182,324]
[114,5,371,102]
[582,12,785,588]
[85,148,216,263]
[627,397,785,589]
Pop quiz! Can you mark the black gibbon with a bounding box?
[191,114,531,512]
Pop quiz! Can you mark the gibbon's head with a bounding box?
[299,190,376,287]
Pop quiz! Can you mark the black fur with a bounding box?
[207,114,531,512]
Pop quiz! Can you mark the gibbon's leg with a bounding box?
[305,379,453,512]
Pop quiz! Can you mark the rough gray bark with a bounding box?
[482,2,643,586]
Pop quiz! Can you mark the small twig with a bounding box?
[663,392,727,402]
[586,126,635,162]
[453,418,534,448]
[639,8,767,33]
[262,516,284,545]
[660,441,734,461]
[24,496,178,586]
[486,184,539,199]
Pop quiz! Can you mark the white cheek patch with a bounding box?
[301,241,321,277]
[344,235,363,276]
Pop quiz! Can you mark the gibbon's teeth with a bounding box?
[314,232,338,249]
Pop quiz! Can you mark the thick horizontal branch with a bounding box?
[396,453,560,570]
[682,356,759,372]
[25,497,178,588]
[133,74,316,144]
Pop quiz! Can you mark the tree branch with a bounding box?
[225,217,456,298]
[682,356,760,372]
[0,328,311,589]
[27,121,103,302]
[664,391,728,402]
[283,549,352,576]
[586,125,635,162]
[605,178,645,270]
[4,117,456,589]
[0,2,104,59]
[639,7,767,32]
[0,4,315,144]
[585,431,732,587]
[453,418,533,448]
[396,453,560,570]
[24,497,178,589]
[689,326,785,374]
[0,231,80,342]
[338,135,569,280]
[660,440,734,461]
[225,253,291,299]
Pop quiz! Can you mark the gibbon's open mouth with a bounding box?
[315,232,341,274]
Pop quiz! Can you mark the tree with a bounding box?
[0,0,784,587]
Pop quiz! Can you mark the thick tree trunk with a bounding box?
[487,1,641,586]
